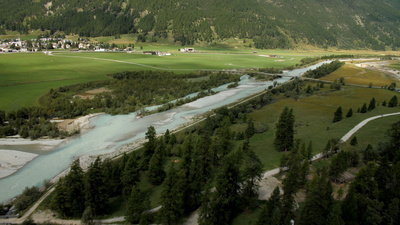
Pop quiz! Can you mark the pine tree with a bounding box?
[346,108,353,118]
[126,186,150,224]
[121,153,140,196]
[350,136,358,146]
[326,203,345,225]
[388,95,398,107]
[159,165,185,225]
[360,103,367,113]
[368,97,376,111]
[333,106,343,123]
[85,158,108,216]
[240,147,263,209]
[299,170,333,225]
[256,187,282,225]
[274,107,295,152]
[148,144,166,185]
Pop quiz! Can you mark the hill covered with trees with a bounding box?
[1,0,400,50]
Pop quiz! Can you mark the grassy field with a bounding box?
[248,84,400,170]
[0,51,303,111]
[321,63,400,87]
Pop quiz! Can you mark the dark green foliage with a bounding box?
[121,153,140,196]
[362,144,379,164]
[148,144,166,185]
[360,103,368,113]
[326,203,345,225]
[346,108,353,118]
[368,97,376,111]
[81,206,94,225]
[333,106,343,123]
[52,160,85,218]
[274,107,295,152]
[329,151,350,182]
[388,95,398,107]
[350,136,358,146]
[240,145,263,209]
[159,165,185,225]
[198,154,241,225]
[14,186,42,212]
[256,187,282,225]
[125,186,150,224]
[245,119,255,138]
[299,170,333,225]
[85,158,108,216]
[304,61,345,79]
[382,100,387,106]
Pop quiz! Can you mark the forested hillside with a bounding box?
[1,0,400,50]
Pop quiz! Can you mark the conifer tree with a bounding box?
[360,103,367,113]
[148,144,166,185]
[126,186,150,224]
[85,158,108,216]
[346,108,353,118]
[274,107,295,152]
[121,152,140,196]
[368,97,376,111]
[388,95,398,107]
[333,106,343,122]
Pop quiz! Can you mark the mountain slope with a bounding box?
[0,0,399,50]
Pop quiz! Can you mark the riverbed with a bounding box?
[0,61,330,203]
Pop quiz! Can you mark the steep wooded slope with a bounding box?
[1,0,399,50]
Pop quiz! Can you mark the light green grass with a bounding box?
[0,51,302,111]
[249,85,400,170]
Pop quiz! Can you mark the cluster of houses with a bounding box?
[0,37,131,53]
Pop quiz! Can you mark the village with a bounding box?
[0,36,196,55]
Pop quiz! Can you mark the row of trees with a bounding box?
[303,60,345,79]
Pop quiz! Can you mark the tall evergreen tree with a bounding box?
[125,186,150,224]
[333,106,343,123]
[346,108,353,118]
[85,158,108,216]
[274,107,295,152]
[388,95,398,107]
[121,152,140,196]
[148,144,166,185]
[256,187,282,225]
[299,170,333,225]
[240,146,263,209]
[368,97,376,111]
[360,103,367,113]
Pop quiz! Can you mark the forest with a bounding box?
[1,0,400,50]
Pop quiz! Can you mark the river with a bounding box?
[0,61,330,203]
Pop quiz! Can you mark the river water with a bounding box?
[0,61,330,203]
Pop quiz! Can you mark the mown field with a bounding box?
[321,62,400,87]
[0,51,304,111]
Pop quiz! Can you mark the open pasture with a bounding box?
[0,51,302,111]
[320,63,400,87]
[248,85,400,170]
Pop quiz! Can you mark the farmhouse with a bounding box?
[180,48,194,52]
[143,51,158,55]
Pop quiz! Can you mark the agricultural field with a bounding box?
[321,62,400,87]
[247,84,400,170]
[0,51,303,111]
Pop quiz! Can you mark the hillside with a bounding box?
[0,0,400,50]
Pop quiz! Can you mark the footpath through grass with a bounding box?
[247,84,400,171]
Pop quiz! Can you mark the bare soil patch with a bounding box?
[75,87,111,100]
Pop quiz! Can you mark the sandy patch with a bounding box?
[0,150,38,179]
[52,113,104,133]
[75,87,111,100]
[0,138,65,150]
[258,176,282,200]
[354,61,400,80]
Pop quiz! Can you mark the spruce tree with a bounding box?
[346,108,353,118]
[350,136,358,146]
[333,106,343,123]
[360,103,367,113]
[148,144,166,185]
[274,107,295,152]
[126,186,150,224]
[368,97,376,111]
[85,158,108,216]
[121,152,140,196]
[388,95,398,107]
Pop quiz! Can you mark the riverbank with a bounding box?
[0,150,38,179]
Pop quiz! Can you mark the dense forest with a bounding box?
[1,0,400,49]
[0,71,240,139]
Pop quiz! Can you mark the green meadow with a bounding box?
[247,85,400,170]
[0,51,303,111]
